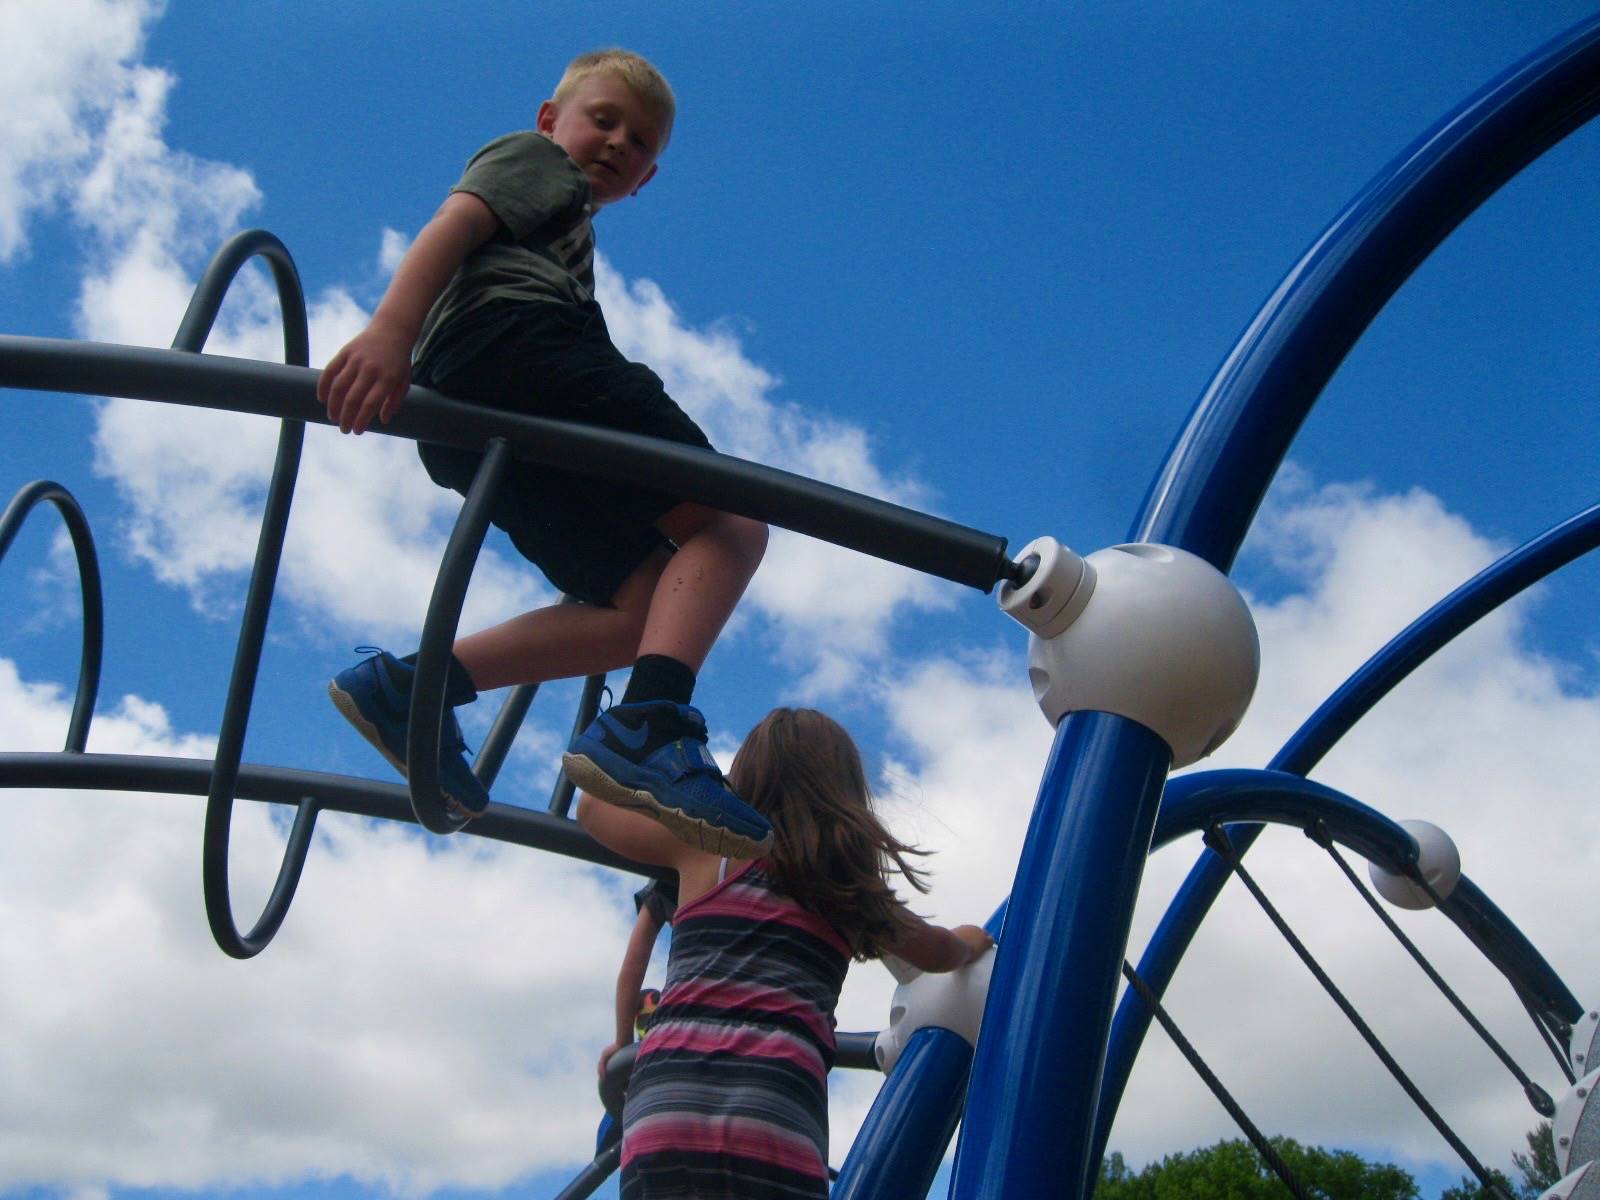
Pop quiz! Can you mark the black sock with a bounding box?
[395,651,480,707]
[622,654,696,707]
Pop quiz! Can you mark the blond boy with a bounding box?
[321,50,771,855]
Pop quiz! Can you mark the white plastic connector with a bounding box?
[1555,1068,1600,1176]
[1572,1009,1600,1077]
[873,947,996,1074]
[1367,819,1462,910]
[999,536,1096,639]
[1004,541,1259,768]
[1540,1161,1597,1200]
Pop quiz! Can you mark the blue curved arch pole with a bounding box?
[949,14,1600,1198]
[1091,500,1600,1178]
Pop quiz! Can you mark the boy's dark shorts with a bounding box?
[416,301,714,605]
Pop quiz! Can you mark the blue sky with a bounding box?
[2,3,1597,1198]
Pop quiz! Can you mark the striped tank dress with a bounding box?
[620,859,851,1199]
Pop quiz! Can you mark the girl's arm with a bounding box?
[318,190,501,435]
[599,905,663,1079]
[886,913,994,974]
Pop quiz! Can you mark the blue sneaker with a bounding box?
[328,648,491,820]
[563,701,773,858]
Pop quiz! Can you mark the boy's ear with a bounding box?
[536,99,559,134]
[630,163,659,197]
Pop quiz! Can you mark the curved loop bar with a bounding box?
[0,336,1011,593]
[0,480,104,752]
[550,672,608,817]
[201,416,307,957]
[232,797,323,949]
[173,229,310,364]
[408,437,513,834]
[177,231,315,959]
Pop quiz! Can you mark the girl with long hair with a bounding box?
[578,706,992,1200]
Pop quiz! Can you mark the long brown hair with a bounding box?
[726,708,929,961]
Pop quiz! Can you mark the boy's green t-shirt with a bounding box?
[413,131,597,380]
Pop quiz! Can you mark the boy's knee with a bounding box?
[728,515,768,562]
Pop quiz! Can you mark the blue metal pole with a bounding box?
[830,1028,974,1200]
[829,901,1007,1196]
[1093,503,1600,1174]
[1080,13,1600,1180]
[950,713,1170,1198]
[1130,12,1600,570]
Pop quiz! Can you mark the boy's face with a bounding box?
[537,73,667,209]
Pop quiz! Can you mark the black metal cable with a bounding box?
[1205,825,1514,1200]
[1517,985,1579,1084]
[1413,869,1579,1087]
[1120,960,1313,1199]
[1308,822,1554,1116]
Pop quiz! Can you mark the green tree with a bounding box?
[1437,1166,1515,1200]
[1513,1121,1561,1196]
[1438,1121,1561,1199]
[1093,1136,1418,1199]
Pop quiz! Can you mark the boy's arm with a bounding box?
[885,912,994,974]
[318,191,501,435]
[599,905,663,1078]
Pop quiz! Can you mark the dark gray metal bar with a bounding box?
[550,672,608,817]
[0,750,670,879]
[0,334,1013,592]
[474,684,538,790]
[407,437,514,834]
[552,1142,622,1200]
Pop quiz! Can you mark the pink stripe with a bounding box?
[673,863,851,956]
[666,976,834,1043]
[638,1022,826,1081]
[687,884,852,956]
[623,1113,827,1177]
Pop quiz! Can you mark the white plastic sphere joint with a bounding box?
[1003,541,1259,768]
[872,949,996,1074]
[1368,819,1461,910]
[998,536,1096,638]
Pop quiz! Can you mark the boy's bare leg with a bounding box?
[451,547,671,691]
[638,503,768,670]
[560,501,772,856]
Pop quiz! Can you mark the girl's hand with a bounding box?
[318,322,413,435]
[953,924,995,965]
[598,1039,630,1081]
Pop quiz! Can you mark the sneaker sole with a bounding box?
[328,681,485,821]
[563,751,773,859]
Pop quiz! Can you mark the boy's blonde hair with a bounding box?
[553,49,676,146]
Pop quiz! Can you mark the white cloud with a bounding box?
[44,34,957,694]
[0,0,158,264]
[861,469,1597,1179]
[0,656,644,1194]
[6,473,1593,1191]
